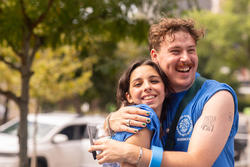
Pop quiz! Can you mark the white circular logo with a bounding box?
[177,115,193,137]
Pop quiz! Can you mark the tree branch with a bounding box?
[20,0,33,29]
[7,41,22,57]
[33,0,54,28]
[0,88,20,104]
[29,35,42,66]
[0,55,21,71]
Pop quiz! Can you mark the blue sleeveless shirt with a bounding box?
[162,75,239,166]
[112,104,163,148]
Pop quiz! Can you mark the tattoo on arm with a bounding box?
[228,109,234,122]
[228,114,233,122]
[200,116,216,132]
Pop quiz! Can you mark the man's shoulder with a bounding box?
[201,78,233,91]
[196,78,237,106]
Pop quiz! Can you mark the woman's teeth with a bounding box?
[143,95,155,100]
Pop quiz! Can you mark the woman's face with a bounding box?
[126,65,166,117]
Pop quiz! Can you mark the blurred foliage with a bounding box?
[239,95,250,112]
[30,46,96,102]
[0,47,21,95]
[82,38,149,109]
[188,2,249,80]
[0,0,249,113]
[0,0,151,112]
[78,0,182,111]
[186,0,250,110]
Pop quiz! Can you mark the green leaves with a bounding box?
[187,1,249,85]
[30,46,96,102]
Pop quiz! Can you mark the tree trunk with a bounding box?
[18,68,31,167]
[73,95,83,115]
[1,98,9,125]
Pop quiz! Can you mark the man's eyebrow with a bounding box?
[188,45,196,48]
[168,46,181,50]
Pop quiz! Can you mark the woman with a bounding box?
[100,59,171,167]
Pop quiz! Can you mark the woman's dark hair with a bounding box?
[116,59,171,107]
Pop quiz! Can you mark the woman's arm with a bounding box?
[121,128,152,167]
[92,128,152,166]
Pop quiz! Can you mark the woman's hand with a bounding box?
[109,106,151,133]
[88,138,139,164]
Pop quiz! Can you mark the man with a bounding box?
[89,18,238,167]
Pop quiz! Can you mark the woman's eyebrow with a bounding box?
[149,75,161,79]
[130,77,142,83]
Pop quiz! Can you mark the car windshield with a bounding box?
[1,121,55,139]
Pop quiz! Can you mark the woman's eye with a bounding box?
[151,80,160,84]
[133,83,141,87]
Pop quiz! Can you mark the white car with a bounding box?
[0,112,104,167]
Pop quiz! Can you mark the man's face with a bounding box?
[151,31,198,92]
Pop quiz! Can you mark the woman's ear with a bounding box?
[125,92,133,104]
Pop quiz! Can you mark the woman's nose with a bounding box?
[143,82,152,92]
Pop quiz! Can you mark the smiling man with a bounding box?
[89,18,239,167]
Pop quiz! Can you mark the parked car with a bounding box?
[0,112,104,167]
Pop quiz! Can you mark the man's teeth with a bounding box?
[178,67,190,72]
[143,96,155,100]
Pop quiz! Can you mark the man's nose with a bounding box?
[180,51,189,62]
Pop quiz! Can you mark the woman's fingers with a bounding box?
[89,139,124,164]
[88,138,107,152]
[96,152,111,164]
[88,144,101,153]
[89,139,138,165]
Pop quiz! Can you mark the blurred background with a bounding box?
[0,0,249,167]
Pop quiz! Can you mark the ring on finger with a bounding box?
[125,119,131,126]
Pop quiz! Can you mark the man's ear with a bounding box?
[125,92,133,104]
[150,49,158,62]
